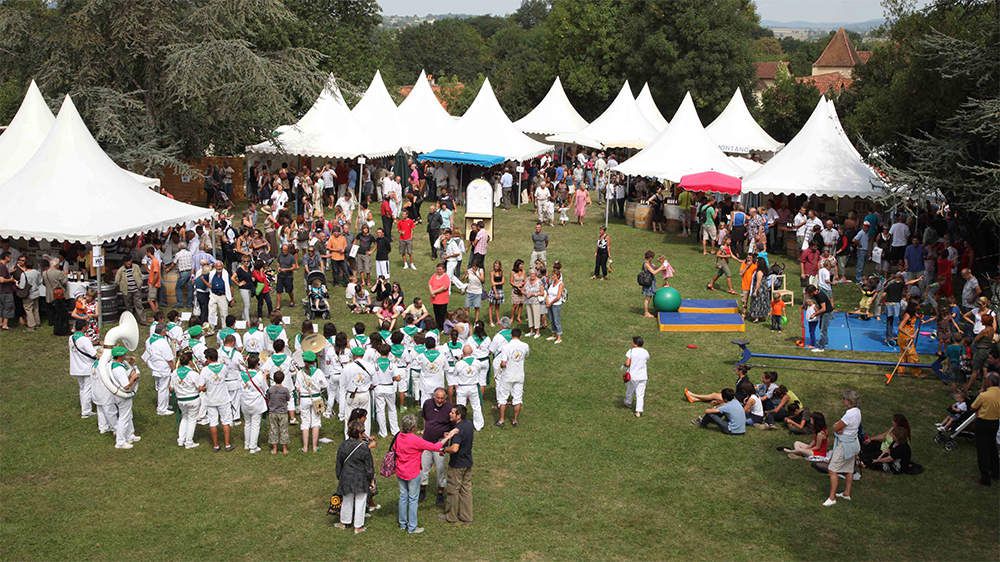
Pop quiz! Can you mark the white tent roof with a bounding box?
[436,78,551,161]
[548,81,658,149]
[247,74,395,159]
[351,70,403,154]
[0,96,212,245]
[729,155,763,175]
[706,88,783,154]
[614,92,743,181]
[396,70,456,154]
[742,98,884,198]
[635,83,668,131]
[513,77,589,136]
[0,81,55,186]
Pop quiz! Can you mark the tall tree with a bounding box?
[757,72,820,143]
[394,19,489,83]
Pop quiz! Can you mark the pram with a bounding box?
[303,270,330,320]
[933,411,977,452]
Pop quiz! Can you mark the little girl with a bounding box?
[658,255,675,287]
[805,298,819,348]
[558,205,570,225]
[935,301,960,354]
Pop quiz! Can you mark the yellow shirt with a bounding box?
[971,387,1000,420]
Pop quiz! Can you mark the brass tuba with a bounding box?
[97,311,140,399]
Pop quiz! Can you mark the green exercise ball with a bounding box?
[653,287,682,312]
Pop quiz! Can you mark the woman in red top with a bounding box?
[936,248,954,297]
[393,414,457,534]
[251,261,273,320]
[428,262,451,328]
[782,412,828,459]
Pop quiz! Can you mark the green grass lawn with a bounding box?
[1,202,996,560]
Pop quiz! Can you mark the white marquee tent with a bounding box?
[635,83,669,131]
[396,70,456,154]
[614,92,743,182]
[706,88,783,154]
[548,81,658,149]
[0,80,160,188]
[247,74,396,159]
[514,76,589,136]
[351,70,403,154]
[0,96,212,244]
[435,78,551,161]
[742,98,884,198]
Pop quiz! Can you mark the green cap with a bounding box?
[351,346,365,356]
[187,325,203,337]
[111,346,128,357]
[302,350,317,362]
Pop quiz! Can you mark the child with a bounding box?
[936,391,968,432]
[557,204,569,225]
[851,276,878,320]
[935,301,960,355]
[308,277,329,313]
[707,238,737,294]
[658,255,675,287]
[805,298,819,348]
[376,298,396,327]
[944,334,967,384]
[770,293,786,332]
[756,371,779,404]
[266,371,291,455]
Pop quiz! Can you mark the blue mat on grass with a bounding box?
[800,312,938,355]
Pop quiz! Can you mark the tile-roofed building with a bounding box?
[752,61,790,100]
[797,72,854,95]
[812,28,867,78]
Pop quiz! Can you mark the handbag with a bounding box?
[637,268,654,287]
[379,433,399,478]
[623,371,631,383]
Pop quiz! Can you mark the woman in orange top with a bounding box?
[427,262,451,329]
[738,255,757,314]
[897,300,921,376]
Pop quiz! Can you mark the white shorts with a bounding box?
[496,379,523,406]
[206,404,233,427]
[298,404,322,429]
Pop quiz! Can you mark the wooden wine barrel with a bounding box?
[624,201,638,226]
[785,234,801,259]
[634,204,652,230]
[163,269,179,306]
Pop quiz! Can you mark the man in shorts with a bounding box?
[275,244,297,310]
[700,199,717,255]
[495,328,530,427]
[398,212,416,270]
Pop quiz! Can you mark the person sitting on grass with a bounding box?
[858,413,912,473]
[779,412,828,460]
[741,381,766,428]
[684,364,752,405]
[692,388,746,435]
[783,403,812,434]
[764,385,802,427]
[756,371,779,403]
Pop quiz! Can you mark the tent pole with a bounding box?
[517,161,522,209]
[604,186,610,229]
[95,244,103,333]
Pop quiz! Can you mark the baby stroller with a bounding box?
[934,411,977,452]
[304,270,330,320]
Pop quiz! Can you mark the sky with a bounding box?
[378,0,896,23]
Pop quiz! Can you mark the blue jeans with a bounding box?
[548,304,563,336]
[808,321,819,346]
[885,302,901,340]
[176,270,192,308]
[397,476,421,532]
[818,313,831,349]
[855,249,867,283]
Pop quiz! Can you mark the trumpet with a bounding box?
[97,311,140,399]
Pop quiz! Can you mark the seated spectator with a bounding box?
[764,385,803,426]
[859,414,912,473]
[936,390,968,432]
[741,381,766,427]
[780,412,828,460]
[755,371,779,402]
[692,388,746,435]
[685,364,752,405]
[783,403,812,434]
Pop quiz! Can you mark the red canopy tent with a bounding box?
[679,171,742,195]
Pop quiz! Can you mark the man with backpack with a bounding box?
[207,260,232,329]
[699,199,718,255]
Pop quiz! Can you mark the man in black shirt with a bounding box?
[420,388,452,504]
[426,203,443,259]
[374,228,392,280]
[441,404,474,524]
[806,284,832,352]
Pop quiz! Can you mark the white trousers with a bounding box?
[374,387,399,437]
[113,397,134,447]
[421,449,447,488]
[344,391,371,438]
[625,379,647,413]
[239,288,252,322]
[228,387,242,422]
[153,375,171,414]
[208,293,228,328]
[97,402,117,433]
[177,398,201,446]
[455,385,484,431]
[73,375,93,416]
[474,360,489,387]
[446,261,467,292]
[242,411,262,449]
[340,492,368,528]
[325,374,341,417]
[375,260,390,279]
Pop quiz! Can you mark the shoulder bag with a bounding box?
[379,433,399,478]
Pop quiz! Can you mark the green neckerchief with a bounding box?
[219,327,235,340]
[390,344,405,358]
[423,349,440,362]
[149,321,159,334]
[72,331,84,342]
[148,334,164,345]
[414,345,426,355]
[328,336,336,345]
[473,335,484,346]
[376,357,391,371]
[247,326,258,334]
[207,363,225,374]
[266,324,283,341]
[271,353,287,367]
[188,339,202,349]
[462,357,475,366]
[308,365,318,376]
[402,325,418,336]
[295,333,303,346]
[167,322,177,331]
[498,329,512,341]
[111,361,127,370]
[240,369,257,383]
[177,366,192,380]
[222,346,236,358]
[426,329,440,340]
[447,341,463,350]
[378,330,391,341]
[354,334,369,345]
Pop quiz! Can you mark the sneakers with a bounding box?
[185,442,200,449]
[810,347,825,353]
[128,435,141,443]
[249,447,261,454]
[115,442,134,449]
[408,527,425,535]
[156,410,174,416]
[835,492,852,501]
[546,336,556,341]
[822,498,837,507]
[691,417,703,425]
[634,412,641,418]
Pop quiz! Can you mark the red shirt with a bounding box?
[428,273,450,305]
[393,432,443,480]
[799,248,820,276]
[252,270,270,294]
[398,218,415,241]
[381,200,393,218]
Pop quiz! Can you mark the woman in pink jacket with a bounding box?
[393,414,457,534]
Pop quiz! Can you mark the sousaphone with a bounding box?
[97,311,140,399]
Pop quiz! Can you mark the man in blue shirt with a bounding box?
[853,220,872,284]
[903,236,926,294]
[694,388,746,435]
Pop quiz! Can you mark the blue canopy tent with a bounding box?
[417,149,505,167]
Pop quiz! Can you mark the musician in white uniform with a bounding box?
[467,322,492,389]
[142,323,176,416]
[109,346,141,449]
[451,345,484,430]
[243,321,268,356]
[216,315,243,350]
[186,325,207,367]
[239,355,267,453]
[171,349,204,449]
[261,338,298,425]
[219,334,244,425]
[348,322,370,351]
[495,328,530,427]
[416,336,450,408]
[68,319,97,419]
[296,350,327,452]
[200,347,234,451]
[90,345,116,435]
[323,331,348,420]
[264,316,289,348]
[371,343,401,437]
[389,332,413,410]
[341,346,373,437]
[165,310,185,348]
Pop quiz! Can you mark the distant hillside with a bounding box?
[762,18,885,33]
[381,13,474,29]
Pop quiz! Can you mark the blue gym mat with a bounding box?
[800,312,938,355]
